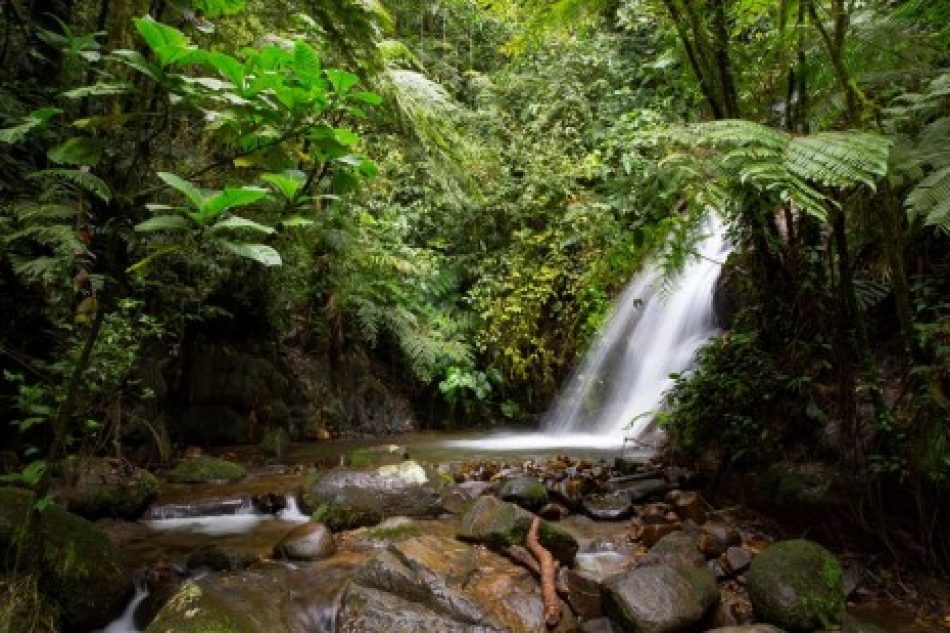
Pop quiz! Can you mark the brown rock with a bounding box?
[640,522,682,547]
[539,502,570,521]
[720,546,752,577]
[672,491,707,524]
[640,502,673,524]
[698,522,743,558]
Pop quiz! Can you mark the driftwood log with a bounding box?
[526,516,562,627]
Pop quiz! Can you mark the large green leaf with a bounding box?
[157,172,206,210]
[210,216,275,234]
[134,215,190,232]
[206,52,245,89]
[293,41,322,83]
[111,50,160,81]
[325,69,360,94]
[220,241,282,266]
[133,16,194,67]
[47,137,103,166]
[261,171,304,201]
[201,187,268,217]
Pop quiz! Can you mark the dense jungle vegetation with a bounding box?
[2,0,950,598]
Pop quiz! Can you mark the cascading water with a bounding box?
[446,216,730,451]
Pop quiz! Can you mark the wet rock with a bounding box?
[348,535,575,632]
[720,546,752,577]
[604,565,719,633]
[639,522,683,547]
[618,477,667,502]
[639,531,705,568]
[443,481,494,514]
[668,490,707,524]
[0,487,132,632]
[697,522,742,558]
[146,576,285,633]
[746,539,844,631]
[339,584,499,633]
[582,493,634,521]
[274,522,335,561]
[136,560,185,628]
[145,497,254,519]
[538,502,570,521]
[640,502,674,524]
[56,457,159,520]
[304,460,445,531]
[186,545,257,571]
[347,444,410,468]
[548,476,595,509]
[457,495,578,566]
[581,617,616,633]
[500,476,548,511]
[566,552,638,618]
[166,456,247,483]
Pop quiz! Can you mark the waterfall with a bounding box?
[542,215,730,442]
[446,216,729,451]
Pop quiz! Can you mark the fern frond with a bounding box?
[785,132,891,190]
[695,120,790,150]
[907,166,950,232]
[29,169,112,202]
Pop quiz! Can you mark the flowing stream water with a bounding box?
[446,217,731,451]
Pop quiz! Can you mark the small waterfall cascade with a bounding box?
[445,216,730,451]
[542,215,731,443]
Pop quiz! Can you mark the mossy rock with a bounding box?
[499,476,548,511]
[303,461,444,531]
[167,457,248,484]
[259,427,290,460]
[146,580,257,633]
[0,487,132,632]
[58,457,159,520]
[457,495,578,565]
[0,574,59,633]
[746,539,843,631]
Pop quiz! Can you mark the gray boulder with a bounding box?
[273,522,335,561]
[304,461,445,531]
[604,565,719,633]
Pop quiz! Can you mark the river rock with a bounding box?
[566,552,638,618]
[638,531,705,568]
[697,522,742,558]
[347,535,575,632]
[186,545,257,571]
[457,495,578,565]
[720,546,752,577]
[500,476,548,511]
[668,490,707,524]
[639,522,683,547]
[0,487,132,632]
[166,456,248,483]
[604,565,719,632]
[618,477,667,502]
[582,493,634,521]
[56,457,159,520]
[304,460,445,531]
[274,522,335,560]
[443,481,494,514]
[538,502,570,521]
[746,539,844,631]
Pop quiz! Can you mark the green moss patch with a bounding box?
[167,457,248,484]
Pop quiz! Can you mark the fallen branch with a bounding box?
[527,516,562,628]
[502,545,572,602]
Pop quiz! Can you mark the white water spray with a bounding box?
[447,217,730,451]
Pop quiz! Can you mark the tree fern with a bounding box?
[906,167,950,233]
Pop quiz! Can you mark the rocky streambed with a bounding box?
[0,442,942,632]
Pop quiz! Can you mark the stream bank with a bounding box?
[61,436,944,633]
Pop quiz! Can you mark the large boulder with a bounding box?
[273,522,335,561]
[746,539,843,631]
[457,495,578,566]
[56,457,159,520]
[604,565,719,633]
[304,461,445,531]
[0,487,132,631]
[342,535,576,633]
[146,578,282,633]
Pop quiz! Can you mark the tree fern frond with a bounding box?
[907,166,950,231]
[785,132,891,190]
[28,169,112,202]
[695,120,790,150]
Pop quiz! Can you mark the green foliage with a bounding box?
[167,457,248,483]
